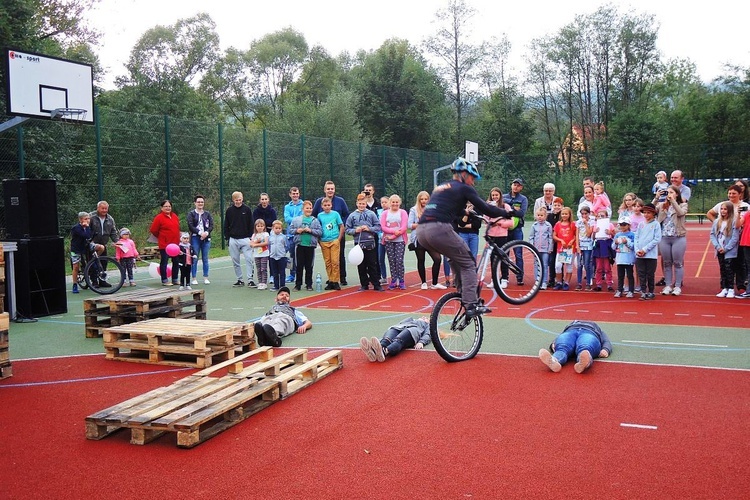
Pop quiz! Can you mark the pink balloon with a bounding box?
[165,243,180,257]
[166,264,172,278]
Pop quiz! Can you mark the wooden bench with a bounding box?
[84,287,207,338]
[102,318,255,368]
[85,347,343,448]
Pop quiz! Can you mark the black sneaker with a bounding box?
[253,322,266,346]
[465,303,491,320]
[247,280,257,288]
[262,324,282,347]
[306,286,313,291]
[324,283,335,290]
[293,285,301,291]
[656,278,666,286]
[233,279,244,287]
[341,279,348,286]
[98,280,112,288]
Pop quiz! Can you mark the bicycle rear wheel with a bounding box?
[492,240,543,305]
[84,256,125,294]
[430,292,484,362]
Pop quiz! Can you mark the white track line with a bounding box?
[622,340,728,348]
[621,423,658,430]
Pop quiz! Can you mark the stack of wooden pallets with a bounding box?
[85,346,343,448]
[102,318,255,368]
[83,287,207,338]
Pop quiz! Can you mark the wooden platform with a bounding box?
[84,287,207,338]
[103,318,255,368]
[85,347,343,448]
[0,312,10,379]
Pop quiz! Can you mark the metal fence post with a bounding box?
[16,126,25,177]
[164,115,171,199]
[95,106,103,200]
[219,123,225,249]
[301,134,307,198]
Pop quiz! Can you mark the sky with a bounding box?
[87,0,750,90]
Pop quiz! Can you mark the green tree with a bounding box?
[353,39,451,151]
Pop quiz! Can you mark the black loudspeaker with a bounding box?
[10,237,67,318]
[2,179,59,239]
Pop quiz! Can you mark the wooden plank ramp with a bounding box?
[85,347,343,448]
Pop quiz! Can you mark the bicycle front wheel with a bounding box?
[84,256,125,294]
[430,292,484,362]
[492,240,543,305]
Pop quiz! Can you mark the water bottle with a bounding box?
[315,273,323,292]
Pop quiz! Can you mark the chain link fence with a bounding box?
[1,107,749,244]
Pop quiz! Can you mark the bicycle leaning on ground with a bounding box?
[73,242,126,294]
[430,216,543,362]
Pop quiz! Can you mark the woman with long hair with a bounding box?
[408,191,444,289]
[654,185,688,296]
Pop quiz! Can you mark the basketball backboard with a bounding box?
[4,49,95,124]
[465,140,479,162]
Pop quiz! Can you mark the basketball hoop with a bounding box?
[50,108,88,123]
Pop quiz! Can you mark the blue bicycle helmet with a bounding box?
[451,157,482,180]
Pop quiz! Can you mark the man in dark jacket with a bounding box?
[224,191,255,287]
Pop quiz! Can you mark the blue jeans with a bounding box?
[459,232,479,261]
[378,240,388,279]
[379,327,416,357]
[553,327,602,367]
[577,249,593,286]
[190,235,211,278]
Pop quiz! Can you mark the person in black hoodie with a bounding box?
[224,191,256,287]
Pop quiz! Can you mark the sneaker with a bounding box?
[380,278,388,285]
[269,287,278,292]
[445,280,452,288]
[253,322,266,346]
[634,286,641,292]
[613,290,622,298]
[656,278,666,286]
[98,280,112,288]
[517,280,524,286]
[594,286,602,291]
[247,280,257,288]
[737,291,750,298]
[540,283,547,290]
[371,337,386,362]
[186,286,192,290]
[232,279,244,287]
[640,292,655,300]
[430,283,447,290]
[191,278,198,285]
[333,282,341,290]
[574,350,593,374]
[465,303,491,319]
[553,283,563,290]
[305,286,313,291]
[204,278,210,284]
[360,336,378,362]
[662,286,672,295]
[162,282,173,287]
[388,279,397,290]
[716,289,728,298]
[129,281,136,287]
[286,275,295,283]
[585,285,592,291]
[607,286,614,292]
[341,280,348,286]
[325,282,335,290]
[293,286,301,291]
[178,286,184,290]
[258,283,267,290]
[358,286,369,291]
[399,280,406,290]
[626,292,634,298]
[72,283,79,294]
[672,287,681,296]
[538,349,561,373]
[373,285,385,292]
[562,282,570,291]
[727,289,736,298]
[262,323,281,347]
[575,284,582,291]
[500,279,508,289]
[421,282,429,290]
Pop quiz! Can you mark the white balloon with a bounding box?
[348,244,364,266]
[148,262,161,279]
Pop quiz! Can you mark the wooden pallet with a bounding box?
[103,318,255,368]
[0,312,9,379]
[84,287,206,338]
[85,347,343,448]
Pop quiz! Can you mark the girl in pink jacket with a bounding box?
[380,194,409,289]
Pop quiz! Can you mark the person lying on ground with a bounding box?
[360,316,431,362]
[538,320,612,374]
[253,286,312,347]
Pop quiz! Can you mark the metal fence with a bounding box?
[1,106,749,243]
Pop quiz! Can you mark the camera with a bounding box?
[741,206,749,212]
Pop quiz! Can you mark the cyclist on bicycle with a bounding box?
[417,158,513,319]
[70,212,105,293]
